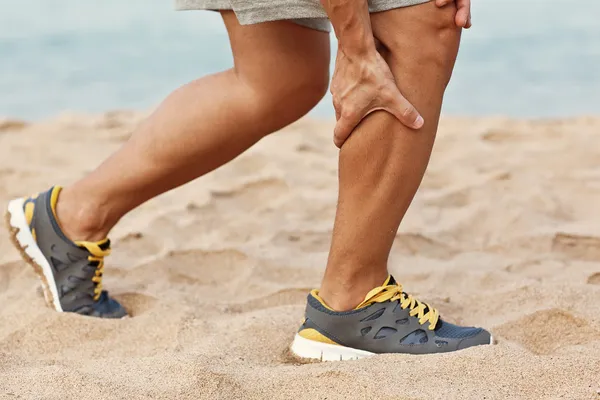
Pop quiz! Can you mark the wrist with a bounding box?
[338,40,378,64]
[337,31,377,57]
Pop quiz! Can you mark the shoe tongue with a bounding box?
[385,275,397,286]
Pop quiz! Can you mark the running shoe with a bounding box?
[291,275,492,361]
[5,186,127,318]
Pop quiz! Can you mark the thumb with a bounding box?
[386,91,424,130]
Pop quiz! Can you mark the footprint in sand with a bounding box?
[587,273,600,285]
[495,308,600,355]
[552,233,600,261]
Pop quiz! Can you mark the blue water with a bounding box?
[1,0,599,120]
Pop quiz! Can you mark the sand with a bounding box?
[0,112,599,400]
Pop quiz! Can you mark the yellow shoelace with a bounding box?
[74,240,111,301]
[355,283,440,330]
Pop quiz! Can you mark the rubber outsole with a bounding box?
[290,333,496,362]
[5,198,63,312]
[290,334,374,361]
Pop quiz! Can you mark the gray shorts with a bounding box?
[174,0,431,32]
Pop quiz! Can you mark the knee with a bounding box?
[252,64,329,131]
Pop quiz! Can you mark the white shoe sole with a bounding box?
[290,334,375,361]
[290,333,495,362]
[5,198,63,312]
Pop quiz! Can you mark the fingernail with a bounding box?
[414,116,424,128]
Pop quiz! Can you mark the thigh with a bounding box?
[370,2,461,122]
[221,11,331,94]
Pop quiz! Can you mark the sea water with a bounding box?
[1,0,598,120]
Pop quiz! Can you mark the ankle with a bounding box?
[318,268,388,312]
[317,289,363,312]
[55,188,116,242]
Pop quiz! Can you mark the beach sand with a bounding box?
[0,112,599,399]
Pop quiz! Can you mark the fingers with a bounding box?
[436,0,472,29]
[455,0,471,28]
[385,90,424,130]
[333,109,363,148]
[333,90,424,148]
[333,98,341,121]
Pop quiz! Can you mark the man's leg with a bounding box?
[319,2,462,311]
[6,13,330,317]
[291,2,490,360]
[57,13,330,242]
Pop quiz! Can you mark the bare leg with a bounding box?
[319,2,462,311]
[57,13,330,241]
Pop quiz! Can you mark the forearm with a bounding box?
[320,0,376,54]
